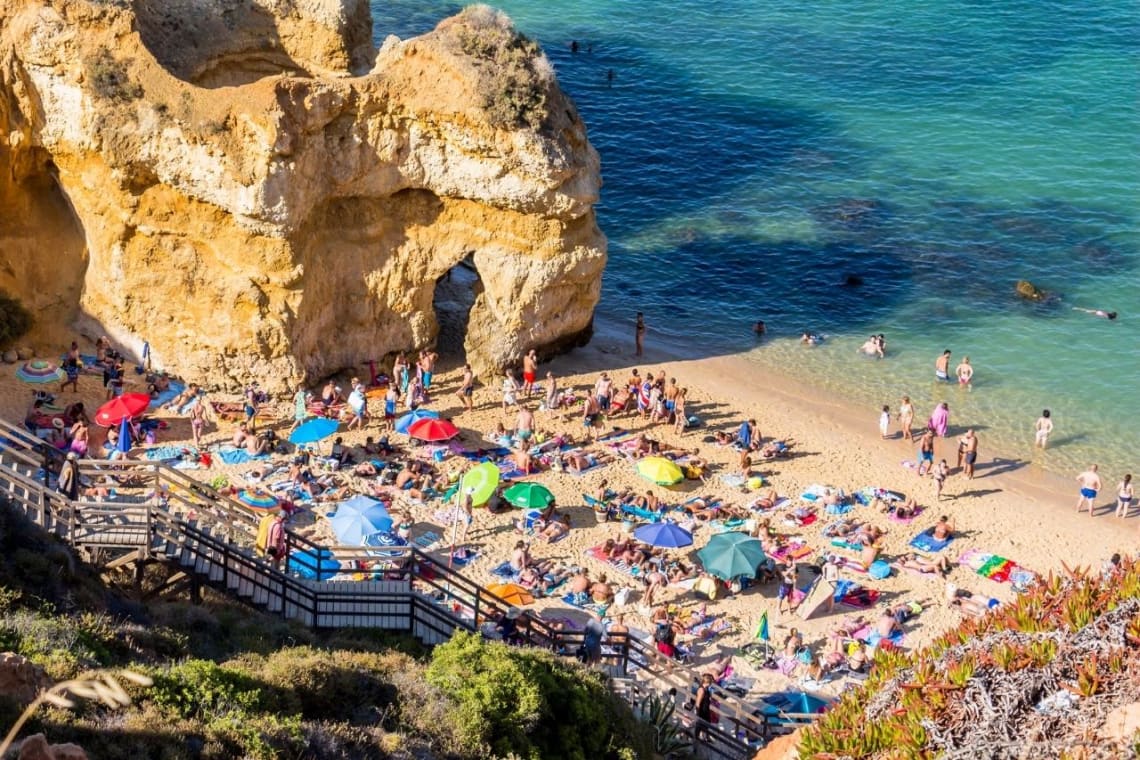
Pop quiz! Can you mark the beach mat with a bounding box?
[910,529,953,553]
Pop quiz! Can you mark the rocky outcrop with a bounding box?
[17,734,88,760]
[0,1,605,390]
[0,651,51,705]
[1015,280,1046,301]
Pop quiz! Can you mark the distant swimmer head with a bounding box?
[1107,311,1118,320]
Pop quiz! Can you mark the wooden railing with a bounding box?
[0,416,824,756]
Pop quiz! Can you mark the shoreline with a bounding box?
[585,314,1093,515]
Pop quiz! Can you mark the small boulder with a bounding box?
[1015,280,1046,301]
[2,350,17,364]
[17,734,88,760]
[16,347,34,360]
[0,652,51,705]
[1101,701,1140,743]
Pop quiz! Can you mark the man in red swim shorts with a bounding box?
[522,349,538,397]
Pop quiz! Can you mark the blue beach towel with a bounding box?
[490,561,519,580]
[620,504,663,523]
[149,382,186,410]
[412,531,441,549]
[145,445,197,461]
[910,529,953,553]
[214,447,269,465]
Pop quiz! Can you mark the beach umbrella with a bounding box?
[16,360,64,384]
[394,408,438,434]
[94,393,152,426]
[503,482,555,509]
[636,456,684,486]
[237,488,278,512]
[487,582,535,607]
[633,520,693,548]
[289,417,339,445]
[364,530,407,559]
[288,547,341,581]
[329,494,390,545]
[460,462,500,506]
[696,532,767,580]
[116,416,132,455]
[408,417,460,442]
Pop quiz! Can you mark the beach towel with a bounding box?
[866,629,905,649]
[830,538,864,552]
[837,583,881,609]
[144,445,197,461]
[448,549,479,568]
[173,459,202,470]
[888,506,924,524]
[149,382,185,410]
[432,507,463,525]
[412,531,441,550]
[824,502,853,516]
[834,556,868,574]
[784,512,818,527]
[768,542,813,563]
[620,504,663,523]
[688,617,732,639]
[214,447,269,465]
[720,474,746,488]
[910,528,953,553]
[490,561,520,580]
[494,459,526,481]
[855,487,905,506]
[749,496,789,513]
[541,575,570,597]
[800,484,831,502]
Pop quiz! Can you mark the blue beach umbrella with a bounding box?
[328,494,390,545]
[394,408,438,434]
[116,416,132,455]
[364,530,408,559]
[288,547,341,581]
[289,417,339,446]
[633,520,693,548]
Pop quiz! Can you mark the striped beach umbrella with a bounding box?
[16,360,64,384]
[237,489,279,512]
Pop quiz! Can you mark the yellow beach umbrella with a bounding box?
[636,456,684,486]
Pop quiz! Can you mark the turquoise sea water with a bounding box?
[373,2,1140,481]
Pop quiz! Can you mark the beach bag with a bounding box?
[868,560,891,580]
[653,622,672,644]
[613,587,631,607]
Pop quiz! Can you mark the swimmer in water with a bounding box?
[753,321,766,336]
[801,332,822,346]
[1072,307,1117,320]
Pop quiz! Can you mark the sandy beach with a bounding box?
[4,327,1135,703]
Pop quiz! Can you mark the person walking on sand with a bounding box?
[635,312,646,357]
[879,404,891,439]
[899,396,915,442]
[1034,410,1053,449]
[1116,474,1134,518]
[955,356,974,387]
[1076,464,1102,516]
[933,459,950,500]
[522,350,538,397]
[958,429,979,479]
[935,349,952,381]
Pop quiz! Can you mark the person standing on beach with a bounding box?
[1034,410,1053,449]
[935,350,951,381]
[928,402,950,437]
[674,388,688,435]
[958,429,979,479]
[1115,474,1133,518]
[879,405,891,439]
[899,396,915,442]
[522,350,538,397]
[635,312,646,357]
[1075,464,1102,516]
[955,357,974,387]
[917,429,935,476]
[933,459,950,500]
[502,370,520,411]
[456,363,475,412]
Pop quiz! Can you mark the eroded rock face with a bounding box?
[0,0,605,390]
[0,651,51,705]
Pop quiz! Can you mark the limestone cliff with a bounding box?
[0,0,605,390]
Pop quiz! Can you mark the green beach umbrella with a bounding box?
[503,482,555,509]
[460,462,500,507]
[696,532,767,580]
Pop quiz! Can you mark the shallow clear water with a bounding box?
[373,2,1140,480]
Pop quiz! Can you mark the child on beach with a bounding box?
[933,459,949,500]
[879,405,890,439]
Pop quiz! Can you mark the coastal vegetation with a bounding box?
[0,499,653,759]
[798,559,1140,758]
[446,5,555,130]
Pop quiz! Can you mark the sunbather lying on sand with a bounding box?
[750,488,780,511]
[895,552,951,576]
[559,449,614,473]
[536,514,570,542]
[755,438,795,460]
[932,515,956,541]
[880,496,921,519]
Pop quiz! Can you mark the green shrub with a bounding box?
[86,48,143,103]
[149,659,268,720]
[0,291,32,348]
[425,632,653,760]
[248,646,400,722]
[446,5,554,129]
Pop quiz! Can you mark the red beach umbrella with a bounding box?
[407,417,460,442]
[94,393,152,426]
